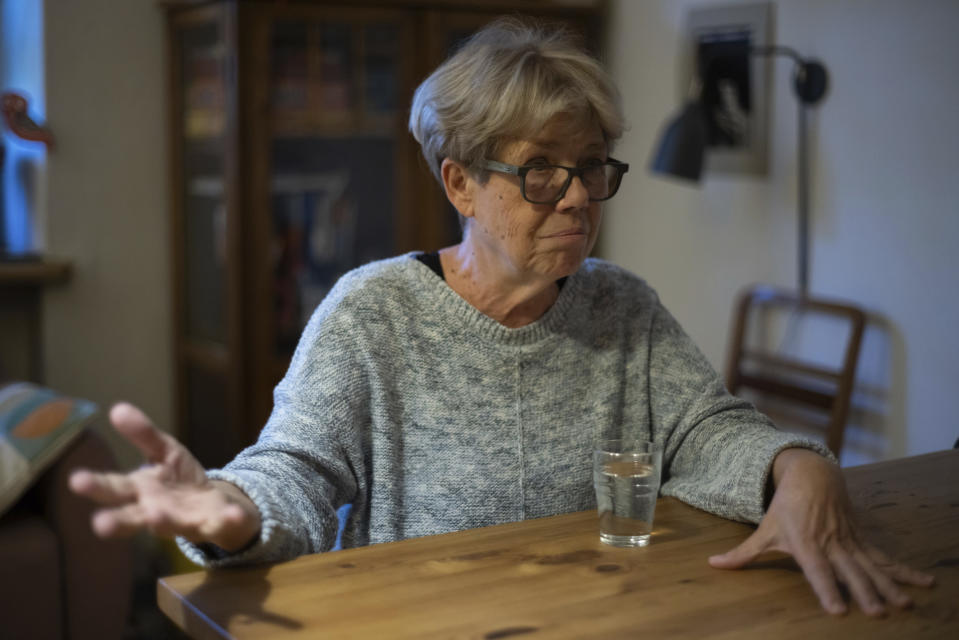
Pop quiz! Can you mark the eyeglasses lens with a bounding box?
[524,165,621,203]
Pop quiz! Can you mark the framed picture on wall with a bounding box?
[683,2,772,176]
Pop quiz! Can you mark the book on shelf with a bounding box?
[184,44,226,137]
[271,47,308,110]
[363,24,398,114]
[316,25,353,114]
[184,108,225,138]
[271,171,357,351]
[364,59,395,114]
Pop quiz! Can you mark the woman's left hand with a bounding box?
[708,448,935,616]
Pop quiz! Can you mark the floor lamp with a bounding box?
[649,45,828,298]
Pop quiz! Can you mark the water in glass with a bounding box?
[594,458,660,547]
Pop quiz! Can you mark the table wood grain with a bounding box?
[158,450,959,639]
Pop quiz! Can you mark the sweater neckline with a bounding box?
[405,252,582,346]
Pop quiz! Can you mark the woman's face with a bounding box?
[466,115,607,283]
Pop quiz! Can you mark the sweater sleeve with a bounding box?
[646,299,834,524]
[177,280,370,568]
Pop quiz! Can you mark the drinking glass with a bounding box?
[593,439,662,547]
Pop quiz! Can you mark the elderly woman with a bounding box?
[71,18,930,617]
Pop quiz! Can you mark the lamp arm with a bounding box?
[747,45,826,298]
[749,45,828,105]
[749,44,804,64]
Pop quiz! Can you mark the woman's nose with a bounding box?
[558,174,590,209]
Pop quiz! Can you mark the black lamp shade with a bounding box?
[649,101,708,182]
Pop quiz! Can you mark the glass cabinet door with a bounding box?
[179,22,228,346]
[266,15,406,358]
[172,7,244,468]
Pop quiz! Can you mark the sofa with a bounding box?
[0,428,133,639]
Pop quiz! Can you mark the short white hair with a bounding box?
[409,16,625,185]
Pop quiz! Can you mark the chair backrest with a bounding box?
[724,285,866,457]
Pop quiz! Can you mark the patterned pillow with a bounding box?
[0,383,98,517]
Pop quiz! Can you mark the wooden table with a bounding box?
[158,450,959,639]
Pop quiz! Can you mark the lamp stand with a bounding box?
[753,48,827,298]
[798,99,809,298]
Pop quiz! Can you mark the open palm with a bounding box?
[69,403,260,552]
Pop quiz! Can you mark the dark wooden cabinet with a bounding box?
[162,0,605,467]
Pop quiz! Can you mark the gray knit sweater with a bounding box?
[179,254,829,567]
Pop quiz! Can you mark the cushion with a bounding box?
[0,383,98,517]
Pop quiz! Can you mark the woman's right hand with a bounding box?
[69,402,261,552]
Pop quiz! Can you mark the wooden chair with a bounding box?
[725,285,866,457]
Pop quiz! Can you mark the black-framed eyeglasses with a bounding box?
[481,157,629,205]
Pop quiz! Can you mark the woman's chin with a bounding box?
[535,251,587,281]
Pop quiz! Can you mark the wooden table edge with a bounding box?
[158,576,234,640]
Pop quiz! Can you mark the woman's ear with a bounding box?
[441,158,475,220]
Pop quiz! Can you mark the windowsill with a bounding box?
[0,257,72,286]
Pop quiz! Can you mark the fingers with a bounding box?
[109,402,174,464]
[92,502,192,539]
[865,546,936,588]
[713,534,931,617]
[89,488,245,542]
[92,504,147,538]
[832,552,885,616]
[708,528,771,569]
[853,550,913,610]
[792,546,848,615]
[69,468,139,505]
[801,543,932,617]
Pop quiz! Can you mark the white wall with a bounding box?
[603,0,959,464]
[42,0,171,462]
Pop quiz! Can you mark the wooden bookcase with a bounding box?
[162,0,606,468]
